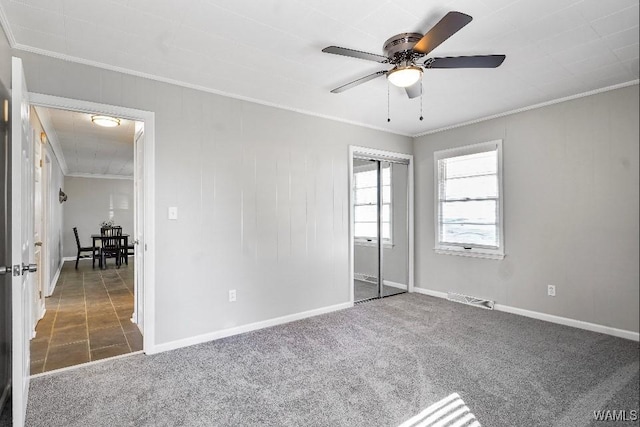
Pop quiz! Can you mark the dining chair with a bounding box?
[100,226,122,269]
[122,241,134,265]
[73,227,95,269]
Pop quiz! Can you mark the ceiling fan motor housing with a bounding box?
[383,32,424,63]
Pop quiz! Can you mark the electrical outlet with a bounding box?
[168,207,178,220]
[228,289,237,302]
[547,285,556,297]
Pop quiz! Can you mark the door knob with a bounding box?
[22,263,37,274]
[0,266,11,275]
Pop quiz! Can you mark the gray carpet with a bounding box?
[26,294,639,427]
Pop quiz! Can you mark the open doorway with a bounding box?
[27,103,146,374]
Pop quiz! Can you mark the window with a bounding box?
[354,163,392,244]
[434,140,504,259]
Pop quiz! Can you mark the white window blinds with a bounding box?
[435,140,504,259]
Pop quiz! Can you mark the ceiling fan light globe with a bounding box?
[387,66,423,88]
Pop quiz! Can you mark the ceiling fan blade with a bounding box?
[426,55,506,68]
[322,46,388,63]
[412,11,473,55]
[405,83,421,99]
[330,71,387,93]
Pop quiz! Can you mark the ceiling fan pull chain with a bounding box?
[419,81,424,121]
[387,80,391,122]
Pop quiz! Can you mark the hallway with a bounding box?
[30,260,142,374]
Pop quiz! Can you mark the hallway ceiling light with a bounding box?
[91,115,121,127]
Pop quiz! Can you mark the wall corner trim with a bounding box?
[149,301,353,355]
[412,287,639,342]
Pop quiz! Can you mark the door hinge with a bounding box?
[39,159,43,168]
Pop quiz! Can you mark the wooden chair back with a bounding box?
[73,227,81,250]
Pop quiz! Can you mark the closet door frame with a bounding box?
[349,146,414,305]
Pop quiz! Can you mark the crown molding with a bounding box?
[2,3,637,141]
[65,172,133,180]
[0,3,16,47]
[10,42,413,138]
[0,0,409,137]
[413,80,640,138]
[32,105,69,174]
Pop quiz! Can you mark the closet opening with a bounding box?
[350,147,413,303]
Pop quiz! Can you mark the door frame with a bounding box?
[28,92,157,354]
[348,146,414,305]
[32,125,45,325]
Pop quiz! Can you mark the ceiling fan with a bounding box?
[322,11,506,99]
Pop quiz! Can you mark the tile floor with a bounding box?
[30,259,143,374]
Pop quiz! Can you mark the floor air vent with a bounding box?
[447,292,495,310]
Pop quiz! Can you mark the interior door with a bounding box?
[133,124,144,334]
[0,66,13,424]
[11,56,37,427]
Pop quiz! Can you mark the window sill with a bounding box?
[434,248,504,260]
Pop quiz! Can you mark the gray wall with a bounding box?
[414,85,639,333]
[14,50,413,345]
[354,162,409,284]
[62,176,133,259]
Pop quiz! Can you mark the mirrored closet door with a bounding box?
[353,155,409,302]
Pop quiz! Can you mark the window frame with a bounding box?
[433,139,504,260]
[353,162,393,246]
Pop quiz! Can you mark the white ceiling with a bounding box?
[35,106,134,176]
[2,0,638,136]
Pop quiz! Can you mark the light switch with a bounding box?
[168,206,178,220]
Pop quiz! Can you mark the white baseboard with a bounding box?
[383,280,408,290]
[151,301,353,354]
[413,287,448,299]
[354,275,408,291]
[48,261,63,296]
[412,287,639,342]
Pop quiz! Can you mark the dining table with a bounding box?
[91,233,129,269]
